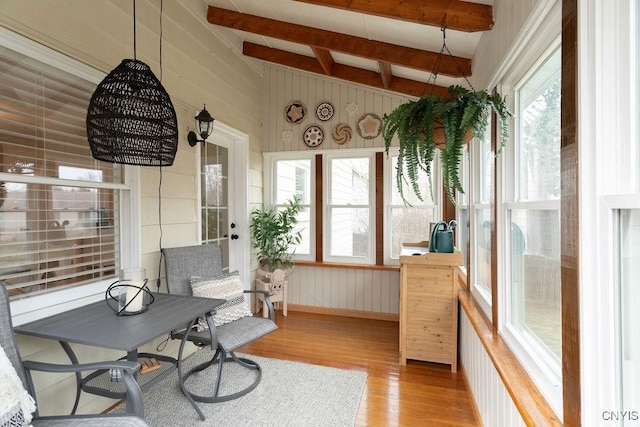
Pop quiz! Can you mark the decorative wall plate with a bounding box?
[303,125,324,148]
[316,102,334,121]
[357,113,382,139]
[331,123,352,145]
[345,101,359,117]
[284,100,307,124]
[281,130,294,144]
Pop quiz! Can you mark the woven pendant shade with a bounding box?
[86,59,179,166]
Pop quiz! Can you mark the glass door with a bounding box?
[201,141,231,272]
[199,123,250,288]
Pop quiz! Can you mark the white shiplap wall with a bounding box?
[262,64,410,153]
[260,65,407,316]
[289,267,399,314]
[460,312,526,427]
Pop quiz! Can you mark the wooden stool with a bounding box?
[256,268,289,317]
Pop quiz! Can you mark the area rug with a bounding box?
[112,349,367,427]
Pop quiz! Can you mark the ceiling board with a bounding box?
[204,0,493,97]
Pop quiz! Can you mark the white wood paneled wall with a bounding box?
[262,65,410,153]
[289,266,400,314]
[260,65,406,316]
[470,0,543,89]
[460,311,526,427]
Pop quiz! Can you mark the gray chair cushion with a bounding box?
[184,316,278,353]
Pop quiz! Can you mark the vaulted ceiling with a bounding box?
[203,0,494,98]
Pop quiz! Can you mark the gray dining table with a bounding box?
[15,292,223,418]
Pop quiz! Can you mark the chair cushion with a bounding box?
[190,273,252,329]
[177,316,278,353]
[0,346,35,427]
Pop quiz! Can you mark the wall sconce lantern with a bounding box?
[187,105,215,147]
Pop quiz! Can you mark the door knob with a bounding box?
[231,234,239,240]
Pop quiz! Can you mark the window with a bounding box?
[0,28,134,322]
[386,150,436,264]
[265,150,439,266]
[325,154,373,263]
[456,146,470,269]
[503,42,562,414]
[619,209,640,418]
[471,114,493,309]
[270,156,313,259]
[201,142,229,264]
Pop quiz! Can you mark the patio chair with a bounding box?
[0,282,149,426]
[162,244,277,405]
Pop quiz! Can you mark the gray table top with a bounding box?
[14,293,223,352]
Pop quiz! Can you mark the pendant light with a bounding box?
[86,0,178,166]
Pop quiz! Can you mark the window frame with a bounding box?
[2,27,140,326]
[469,115,494,318]
[499,34,564,418]
[265,147,441,267]
[323,151,375,265]
[263,152,316,263]
[384,147,440,265]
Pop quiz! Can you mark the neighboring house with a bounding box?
[0,0,636,425]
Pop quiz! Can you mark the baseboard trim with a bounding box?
[287,304,399,322]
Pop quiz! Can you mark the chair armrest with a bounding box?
[22,360,145,419]
[244,290,275,321]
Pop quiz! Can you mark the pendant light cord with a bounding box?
[133,0,137,60]
[157,0,165,291]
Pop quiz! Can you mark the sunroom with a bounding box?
[0,1,637,426]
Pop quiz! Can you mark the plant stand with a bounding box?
[255,277,288,317]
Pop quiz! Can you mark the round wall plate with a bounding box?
[303,125,324,148]
[284,100,307,124]
[316,102,334,121]
[331,123,352,145]
[357,113,382,139]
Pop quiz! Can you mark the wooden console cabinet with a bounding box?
[399,242,463,372]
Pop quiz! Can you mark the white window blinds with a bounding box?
[0,45,123,300]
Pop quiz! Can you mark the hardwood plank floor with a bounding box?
[241,311,480,427]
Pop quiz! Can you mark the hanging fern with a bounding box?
[383,85,513,205]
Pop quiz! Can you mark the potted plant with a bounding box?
[382,85,512,204]
[249,195,303,272]
[249,195,303,317]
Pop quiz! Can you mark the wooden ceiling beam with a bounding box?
[312,47,335,75]
[243,42,449,98]
[208,6,471,77]
[378,61,393,89]
[293,0,494,32]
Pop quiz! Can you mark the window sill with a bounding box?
[457,274,562,426]
[294,261,399,272]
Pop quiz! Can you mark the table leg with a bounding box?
[58,341,81,415]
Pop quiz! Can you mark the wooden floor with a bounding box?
[241,311,480,427]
